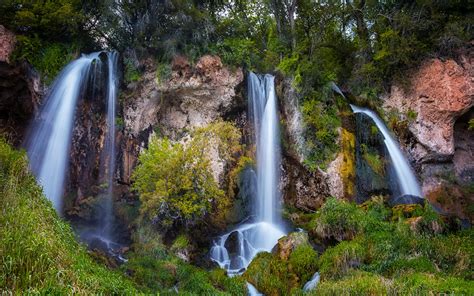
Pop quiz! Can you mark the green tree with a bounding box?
[132,121,241,231]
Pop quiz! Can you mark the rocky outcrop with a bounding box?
[383,48,474,221]
[0,25,15,63]
[280,154,330,211]
[121,55,245,187]
[272,231,309,261]
[278,77,306,162]
[0,25,42,146]
[384,56,473,162]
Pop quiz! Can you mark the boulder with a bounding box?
[272,231,309,261]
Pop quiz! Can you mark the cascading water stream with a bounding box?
[350,104,422,197]
[101,52,119,239]
[26,53,101,211]
[210,72,285,275]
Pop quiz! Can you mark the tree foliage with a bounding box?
[132,121,241,231]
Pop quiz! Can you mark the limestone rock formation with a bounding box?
[383,49,474,221]
[121,55,245,187]
[280,154,330,211]
[384,56,473,161]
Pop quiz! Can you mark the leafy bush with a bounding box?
[0,138,137,294]
[12,38,77,84]
[132,121,241,232]
[312,198,366,242]
[123,58,140,83]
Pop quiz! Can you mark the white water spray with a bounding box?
[26,53,100,211]
[350,104,422,197]
[210,73,285,274]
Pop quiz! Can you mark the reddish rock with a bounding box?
[384,57,473,161]
[383,51,473,219]
[171,55,191,78]
[0,25,16,63]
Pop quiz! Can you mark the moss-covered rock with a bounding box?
[244,236,318,296]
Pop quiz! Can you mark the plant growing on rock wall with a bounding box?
[132,121,241,231]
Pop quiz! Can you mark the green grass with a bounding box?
[247,198,474,295]
[0,138,137,294]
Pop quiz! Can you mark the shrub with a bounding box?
[313,198,365,242]
[12,38,77,84]
[123,58,140,83]
[132,121,241,232]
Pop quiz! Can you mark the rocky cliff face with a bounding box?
[0,25,42,146]
[278,77,331,211]
[120,55,245,187]
[383,47,474,221]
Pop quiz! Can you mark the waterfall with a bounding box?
[350,105,422,197]
[247,282,263,296]
[101,52,118,238]
[303,272,320,292]
[26,52,101,211]
[210,72,285,275]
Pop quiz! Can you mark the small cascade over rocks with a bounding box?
[247,282,263,296]
[26,52,101,211]
[350,104,423,198]
[210,72,285,275]
[303,272,320,292]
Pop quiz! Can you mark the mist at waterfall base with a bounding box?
[350,104,423,198]
[25,51,124,260]
[210,73,286,275]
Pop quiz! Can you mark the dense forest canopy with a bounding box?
[2,0,472,166]
[2,0,472,86]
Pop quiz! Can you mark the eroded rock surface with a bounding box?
[384,55,473,163]
[384,49,474,221]
[121,55,244,187]
[0,25,15,63]
[280,154,330,211]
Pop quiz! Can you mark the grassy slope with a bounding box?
[0,139,137,294]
